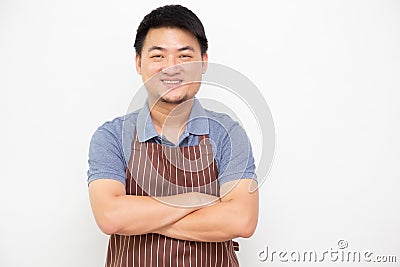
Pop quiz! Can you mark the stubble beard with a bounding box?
[159,94,188,105]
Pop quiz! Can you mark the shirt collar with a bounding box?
[136,98,209,143]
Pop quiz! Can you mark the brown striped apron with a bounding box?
[105,132,240,266]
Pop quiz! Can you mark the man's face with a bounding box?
[136,27,208,105]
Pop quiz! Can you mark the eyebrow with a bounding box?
[147,45,196,53]
[178,46,195,52]
[148,46,166,53]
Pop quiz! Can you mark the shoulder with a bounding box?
[204,109,256,183]
[204,109,240,130]
[88,111,140,171]
[204,109,245,140]
[91,112,139,144]
[87,113,139,185]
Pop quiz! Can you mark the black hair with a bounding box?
[134,5,208,57]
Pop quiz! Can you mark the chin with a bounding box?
[160,96,187,105]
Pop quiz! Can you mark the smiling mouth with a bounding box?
[161,79,183,89]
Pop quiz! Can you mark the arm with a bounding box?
[87,126,218,236]
[155,178,259,242]
[88,178,219,236]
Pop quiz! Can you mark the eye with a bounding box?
[150,55,164,59]
[179,54,193,59]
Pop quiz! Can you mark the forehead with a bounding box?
[142,27,201,51]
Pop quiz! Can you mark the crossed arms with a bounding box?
[88,178,259,242]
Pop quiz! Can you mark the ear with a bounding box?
[201,52,208,74]
[135,54,142,74]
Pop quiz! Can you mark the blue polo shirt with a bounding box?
[87,98,257,186]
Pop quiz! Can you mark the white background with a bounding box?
[1,0,399,266]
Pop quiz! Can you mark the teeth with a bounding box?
[163,80,182,84]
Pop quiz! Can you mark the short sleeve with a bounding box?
[217,122,257,185]
[87,126,127,185]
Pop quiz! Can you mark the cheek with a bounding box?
[181,62,203,80]
[141,62,163,80]
[179,82,201,95]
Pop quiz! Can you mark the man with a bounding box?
[87,5,258,266]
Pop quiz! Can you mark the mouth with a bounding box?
[161,79,183,89]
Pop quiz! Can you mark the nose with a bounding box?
[161,56,181,75]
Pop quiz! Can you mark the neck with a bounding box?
[148,98,194,136]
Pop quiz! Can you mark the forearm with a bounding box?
[89,179,217,236]
[105,194,198,236]
[155,179,259,242]
[156,199,257,242]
